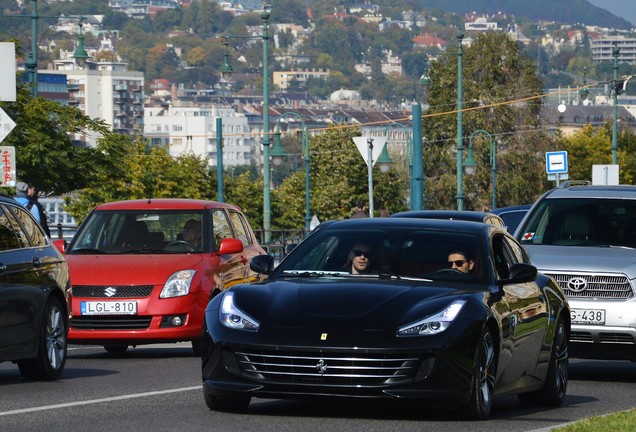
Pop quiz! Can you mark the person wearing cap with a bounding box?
[14,181,42,224]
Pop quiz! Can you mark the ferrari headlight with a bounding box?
[159,270,195,298]
[397,300,466,336]
[220,292,259,331]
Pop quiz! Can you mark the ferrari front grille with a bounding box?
[234,349,420,386]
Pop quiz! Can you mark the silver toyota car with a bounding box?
[516,183,636,361]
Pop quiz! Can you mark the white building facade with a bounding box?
[47,59,144,147]
[143,102,260,168]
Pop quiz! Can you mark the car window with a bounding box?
[68,210,204,254]
[492,234,517,279]
[275,226,487,284]
[0,206,23,251]
[212,209,233,248]
[519,198,636,248]
[9,205,46,247]
[228,210,251,246]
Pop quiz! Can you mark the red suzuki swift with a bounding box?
[58,199,265,354]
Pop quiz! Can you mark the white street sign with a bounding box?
[546,151,568,174]
[0,107,17,143]
[352,136,387,166]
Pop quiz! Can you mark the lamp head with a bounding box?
[73,17,90,67]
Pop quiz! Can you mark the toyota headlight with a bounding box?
[397,300,466,336]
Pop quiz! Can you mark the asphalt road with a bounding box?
[1,344,635,432]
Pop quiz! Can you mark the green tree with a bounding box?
[0,86,110,196]
[272,126,407,229]
[65,136,213,223]
[423,32,551,210]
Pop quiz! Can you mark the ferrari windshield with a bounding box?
[275,225,488,284]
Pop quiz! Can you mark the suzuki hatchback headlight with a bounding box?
[160,270,196,298]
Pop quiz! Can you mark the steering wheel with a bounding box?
[436,268,465,275]
[164,240,195,251]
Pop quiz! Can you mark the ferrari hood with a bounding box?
[228,277,468,331]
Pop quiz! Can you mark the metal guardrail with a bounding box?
[254,229,308,262]
[51,224,77,242]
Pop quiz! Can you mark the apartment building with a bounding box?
[47,59,144,147]
[591,36,636,64]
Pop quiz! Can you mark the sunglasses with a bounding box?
[449,259,467,267]
[353,249,374,258]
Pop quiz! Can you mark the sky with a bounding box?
[587,0,636,26]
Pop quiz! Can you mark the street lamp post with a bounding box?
[383,123,413,209]
[455,31,465,210]
[611,44,620,165]
[220,4,272,243]
[271,112,311,233]
[464,130,496,210]
[23,0,39,97]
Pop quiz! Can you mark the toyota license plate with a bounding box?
[570,308,605,325]
[80,301,137,315]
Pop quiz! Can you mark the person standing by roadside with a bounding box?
[14,181,51,237]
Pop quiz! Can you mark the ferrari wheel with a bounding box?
[518,315,568,406]
[464,326,496,420]
[204,391,251,412]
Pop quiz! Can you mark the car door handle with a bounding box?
[0,263,6,273]
[32,257,42,268]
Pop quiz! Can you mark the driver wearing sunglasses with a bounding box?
[447,250,474,275]
[347,242,376,274]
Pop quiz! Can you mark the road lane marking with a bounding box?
[0,386,201,417]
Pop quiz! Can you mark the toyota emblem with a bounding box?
[567,277,588,292]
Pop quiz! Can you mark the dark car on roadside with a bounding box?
[202,218,570,420]
[391,209,507,228]
[490,204,532,234]
[0,194,70,379]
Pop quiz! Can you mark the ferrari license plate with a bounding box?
[570,308,605,325]
[80,301,137,315]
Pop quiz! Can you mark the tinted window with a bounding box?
[275,226,488,284]
[0,206,22,251]
[9,205,46,247]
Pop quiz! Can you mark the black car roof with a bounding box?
[326,216,498,234]
[390,210,494,221]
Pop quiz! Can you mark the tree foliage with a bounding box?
[423,32,552,210]
[0,86,110,196]
[64,136,213,224]
[272,126,407,229]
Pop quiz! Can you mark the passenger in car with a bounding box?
[346,241,376,274]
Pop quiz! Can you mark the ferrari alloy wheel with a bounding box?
[465,326,496,420]
[518,315,568,406]
[18,297,67,380]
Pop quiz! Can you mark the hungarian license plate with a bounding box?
[570,308,605,325]
[80,301,137,315]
